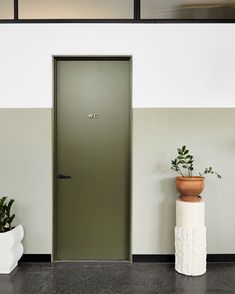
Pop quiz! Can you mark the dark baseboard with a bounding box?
[19,254,51,262]
[207,254,235,262]
[133,255,175,263]
[132,254,235,263]
[19,254,235,263]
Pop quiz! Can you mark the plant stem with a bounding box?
[178,166,185,177]
[184,159,191,177]
[172,167,184,177]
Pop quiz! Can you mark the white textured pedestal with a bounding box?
[175,199,206,276]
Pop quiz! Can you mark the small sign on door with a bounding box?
[88,114,99,119]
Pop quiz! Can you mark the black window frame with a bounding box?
[0,0,235,23]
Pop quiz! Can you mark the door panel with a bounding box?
[55,59,130,260]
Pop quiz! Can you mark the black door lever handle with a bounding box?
[57,174,72,179]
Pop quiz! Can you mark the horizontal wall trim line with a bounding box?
[19,254,51,262]
[1,19,235,24]
[1,107,235,110]
[132,254,235,263]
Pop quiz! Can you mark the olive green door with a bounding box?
[55,58,130,260]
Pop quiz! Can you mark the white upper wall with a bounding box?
[0,24,235,108]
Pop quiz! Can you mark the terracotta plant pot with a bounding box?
[176,176,205,202]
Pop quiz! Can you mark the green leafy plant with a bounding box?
[0,197,15,232]
[171,145,222,178]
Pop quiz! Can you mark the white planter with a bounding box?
[0,225,24,274]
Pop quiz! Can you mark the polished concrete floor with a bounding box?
[0,262,235,294]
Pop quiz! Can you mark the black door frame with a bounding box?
[52,56,133,261]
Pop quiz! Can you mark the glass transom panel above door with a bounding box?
[18,0,134,19]
[0,0,14,19]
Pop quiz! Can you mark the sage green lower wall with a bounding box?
[0,108,234,254]
[0,109,52,254]
[133,108,235,254]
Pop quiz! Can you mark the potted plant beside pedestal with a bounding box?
[0,197,24,274]
[171,146,221,202]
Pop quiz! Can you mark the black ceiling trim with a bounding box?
[1,19,235,24]
[0,0,234,24]
[14,0,18,20]
[134,0,141,21]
